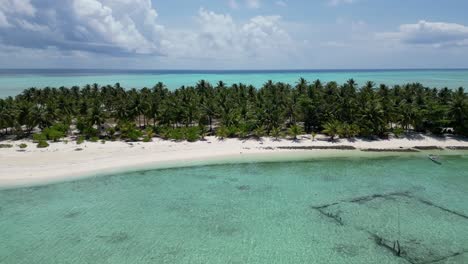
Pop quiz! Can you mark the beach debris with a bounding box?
[277,145,356,150]
[97,232,129,244]
[236,185,250,191]
[361,148,419,152]
[413,146,443,150]
[446,146,468,150]
[311,205,344,226]
[428,154,442,165]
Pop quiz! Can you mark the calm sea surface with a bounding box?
[1,154,468,263]
[1,69,468,97]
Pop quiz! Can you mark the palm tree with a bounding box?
[323,120,341,141]
[288,124,303,141]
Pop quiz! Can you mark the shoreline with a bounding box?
[1,134,468,189]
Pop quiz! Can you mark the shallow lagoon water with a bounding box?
[1,155,468,263]
[1,69,468,97]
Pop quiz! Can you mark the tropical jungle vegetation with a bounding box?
[0,79,467,145]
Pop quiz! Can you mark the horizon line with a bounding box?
[1,67,468,72]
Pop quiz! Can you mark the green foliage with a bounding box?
[33,133,47,143]
[36,140,49,148]
[168,128,184,141]
[216,126,229,139]
[198,124,208,140]
[185,127,200,142]
[0,144,13,148]
[89,137,99,142]
[270,127,282,140]
[119,122,143,141]
[323,120,341,140]
[288,124,304,140]
[76,136,85,145]
[106,127,116,140]
[252,126,266,138]
[1,80,466,145]
[19,143,28,149]
[42,127,65,142]
[311,132,317,141]
[236,123,249,139]
[142,136,152,142]
[337,123,360,138]
[393,127,405,138]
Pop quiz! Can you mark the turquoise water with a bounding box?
[1,69,468,97]
[1,155,468,263]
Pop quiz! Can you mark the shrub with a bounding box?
[0,144,13,148]
[236,123,249,139]
[216,126,229,139]
[198,124,208,140]
[252,126,266,138]
[311,131,317,141]
[19,143,28,149]
[82,127,99,138]
[185,127,200,142]
[142,136,152,142]
[288,124,304,140]
[119,122,142,141]
[393,127,405,138]
[90,137,99,142]
[144,127,154,138]
[77,136,85,145]
[227,126,238,138]
[106,127,116,139]
[33,133,47,143]
[43,127,65,142]
[270,127,282,140]
[100,140,106,144]
[168,128,184,141]
[37,140,49,148]
[126,129,143,141]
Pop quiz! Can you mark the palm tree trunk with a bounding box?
[209,116,213,132]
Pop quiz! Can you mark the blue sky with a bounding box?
[0,0,468,69]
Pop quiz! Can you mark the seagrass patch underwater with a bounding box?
[1,155,468,264]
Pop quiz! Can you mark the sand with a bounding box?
[1,134,468,188]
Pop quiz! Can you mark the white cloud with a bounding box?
[246,0,261,9]
[162,9,295,61]
[0,1,298,64]
[0,0,36,28]
[275,1,287,7]
[71,0,162,54]
[0,0,165,55]
[0,0,36,16]
[0,11,10,28]
[378,20,468,47]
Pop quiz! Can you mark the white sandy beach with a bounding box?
[1,134,468,188]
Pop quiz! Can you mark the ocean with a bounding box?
[1,69,468,97]
[1,154,468,263]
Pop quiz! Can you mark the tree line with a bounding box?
[0,78,467,146]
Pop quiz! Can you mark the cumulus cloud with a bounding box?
[0,0,164,55]
[162,9,295,60]
[378,20,468,47]
[0,1,297,63]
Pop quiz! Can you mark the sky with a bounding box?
[0,0,468,69]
